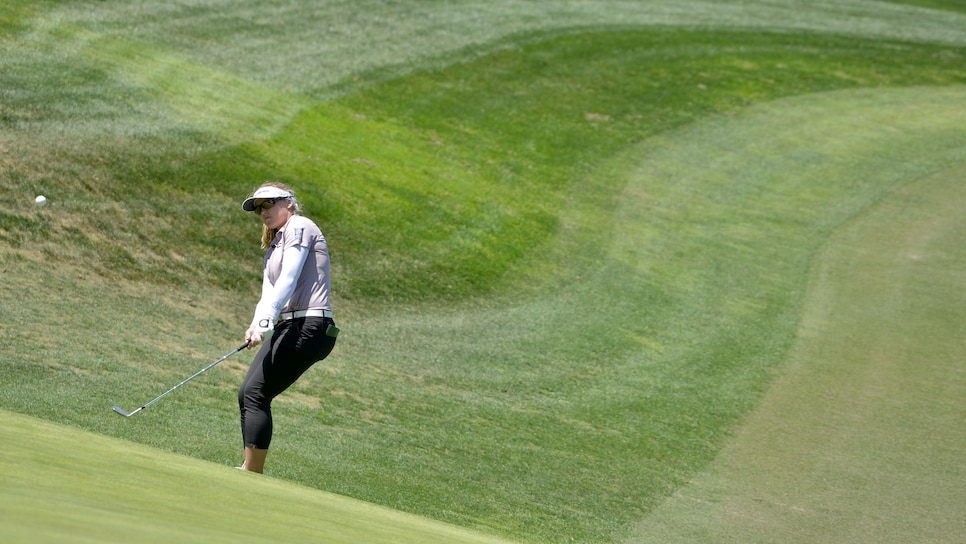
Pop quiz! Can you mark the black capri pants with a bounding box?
[238,316,337,449]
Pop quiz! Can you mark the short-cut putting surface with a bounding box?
[0,410,514,544]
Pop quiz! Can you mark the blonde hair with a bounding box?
[255,181,302,249]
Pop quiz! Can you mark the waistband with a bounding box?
[277,309,333,322]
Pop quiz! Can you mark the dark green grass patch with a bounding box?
[74,29,965,307]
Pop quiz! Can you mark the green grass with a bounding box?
[0,410,513,544]
[2,1,966,542]
[630,160,966,544]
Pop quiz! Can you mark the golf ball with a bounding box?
[35,195,47,206]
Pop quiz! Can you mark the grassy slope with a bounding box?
[0,410,513,544]
[629,158,966,544]
[2,1,966,542]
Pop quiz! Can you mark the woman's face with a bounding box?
[253,198,293,230]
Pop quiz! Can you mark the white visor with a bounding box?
[242,186,294,211]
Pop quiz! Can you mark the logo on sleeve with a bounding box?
[293,227,304,245]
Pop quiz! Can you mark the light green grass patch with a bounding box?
[0,410,514,544]
[84,35,312,142]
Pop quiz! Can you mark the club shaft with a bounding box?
[116,342,249,416]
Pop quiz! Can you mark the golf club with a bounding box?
[112,341,250,417]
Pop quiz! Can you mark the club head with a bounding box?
[112,405,132,417]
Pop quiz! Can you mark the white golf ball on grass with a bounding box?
[35,195,47,206]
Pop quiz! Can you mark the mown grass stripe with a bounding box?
[628,151,966,544]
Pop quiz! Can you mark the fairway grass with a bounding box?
[4,1,966,543]
[629,161,966,543]
[0,409,513,544]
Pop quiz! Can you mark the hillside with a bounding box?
[3,1,966,542]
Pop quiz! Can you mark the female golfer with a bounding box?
[238,181,338,473]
